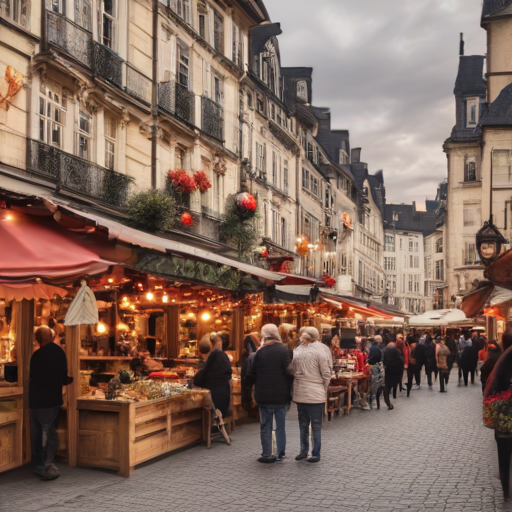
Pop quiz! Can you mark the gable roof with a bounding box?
[454,56,486,97]
[482,0,512,19]
[384,204,438,236]
[480,82,512,126]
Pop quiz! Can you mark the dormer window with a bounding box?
[297,80,307,101]
[464,159,476,182]
[466,98,478,127]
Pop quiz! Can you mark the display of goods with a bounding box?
[193,171,212,193]
[181,212,194,226]
[483,389,512,433]
[128,380,190,400]
[235,192,257,214]
[168,169,197,194]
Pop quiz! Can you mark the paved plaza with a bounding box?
[1,379,509,512]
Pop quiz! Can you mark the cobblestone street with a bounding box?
[1,378,509,512]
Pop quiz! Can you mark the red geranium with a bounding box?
[321,274,336,288]
[261,250,269,258]
[193,171,212,194]
[168,170,197,194]
[181,212,194,226]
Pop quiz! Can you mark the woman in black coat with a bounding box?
[459,341,479,386]
[480,344,501,393]
[194,334,232,418]
[425,338,438,387]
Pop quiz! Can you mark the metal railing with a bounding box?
[201,96,224,141]
[29,139,132,208]
[158,80,195,125]
[46,10,92,68]
[93,42,123,88]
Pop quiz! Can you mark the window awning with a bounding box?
[0,210,110,281]
[320,293,394,319]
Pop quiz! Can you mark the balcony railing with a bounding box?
[93,42,123,88]
[29,140,132,208]
[158,80,195,125]
[46,12,151,105]
[201,96,224,141]
[46,10,92,68]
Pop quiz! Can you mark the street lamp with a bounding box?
[476,220,506,265]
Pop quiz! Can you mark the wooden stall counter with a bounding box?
[0,387,23,474]
[76,390,210,477]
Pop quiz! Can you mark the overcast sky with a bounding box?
[264,0,487,205]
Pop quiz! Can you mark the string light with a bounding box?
[146,292,154,300]
[201,312,211,321]
[96,322,107,334]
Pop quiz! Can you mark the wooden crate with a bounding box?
[0,389,23,474]
[76,393,209,477]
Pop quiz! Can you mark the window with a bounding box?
[307,143,314,161]
[213,9,224,53]
[51,0,65,14]
[409,238,414,252]
[38,85,66,148]
[465,160,476,182]
[493,150,512,187]
[385,234,395,252]
[213,74,223,104]
[272,151,277,185]
[436,238,443,253]
[76,111,91,160]
[1,0,30,28]
[271,208,278,244]
[408,275,413,293]
[101,0,117,49]
[302,168,309,190]
[283,160,288,191]
[75,0,92,31]
[464,242,478,265]
[435,261,444,281]
[384,257,396,271]
[281,218,287,248]
[463,206,480,227]
[104,114,116,170]
[246,92,252,108]
[197,0,207,39]
[175,0,190,23]
[232,21,242,67]
[466,99,478,126]
[256,142,266,177]
[399,238,403,250]
[177,42,189,87]
[312,177,319,197]
[256,95,264,114]
[414,275,420,294]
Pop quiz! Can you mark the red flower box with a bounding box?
[168,170,197,194]
[193,171,212,194]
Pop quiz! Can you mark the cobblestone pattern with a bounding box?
[0,377,509,512]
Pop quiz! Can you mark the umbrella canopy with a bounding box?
[64,281,98,326]
[408,309,469,327]
[0,282,67,302]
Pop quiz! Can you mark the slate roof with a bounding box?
[350,163,386,215]
[384,204,438,236]
[482,0,512,18]
[454,56,486,97]
[249,23,282,59]
[480,82,512,126]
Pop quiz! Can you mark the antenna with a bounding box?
[460,33,465,56]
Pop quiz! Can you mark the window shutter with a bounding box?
[203,62,211,97]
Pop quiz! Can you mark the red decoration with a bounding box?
[261,250,269,258]
[168,170,197,194]
[181,212,194,226]
[236,192,257,213]
[321,274,336,288]
[193,171,212,194]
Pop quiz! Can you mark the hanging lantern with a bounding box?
[476,221,506,265]
[181,212,194,226]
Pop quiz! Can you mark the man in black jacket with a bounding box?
[30,326,73,480]
[382,342,404,410]
[246,324,293,463]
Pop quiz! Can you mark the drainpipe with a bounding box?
[151,0,159,189]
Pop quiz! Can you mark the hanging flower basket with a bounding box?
[193,171,212,194]
[483,389,512,433]
[168,170,197,194]
[235,192,257,220]
[181,212,194,226]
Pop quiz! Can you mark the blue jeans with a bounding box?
[259,404,286,457]
[30,407,60,467]
[297,402,324,458]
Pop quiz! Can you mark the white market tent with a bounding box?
[407,309,471,328]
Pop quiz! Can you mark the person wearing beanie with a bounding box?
[289,327,333,463]
[246,324,292,463]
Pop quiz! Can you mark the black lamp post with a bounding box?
[476,220,506,265]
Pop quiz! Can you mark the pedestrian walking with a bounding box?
[436,337,450,393]
[396,333,409,394]
[382,341,404,410]
[246,324,293,463]
[445,330,457,382]
[483,347,512,499]
[459,339,478,386]
[367,338,383,365]
[414,333,427,387]
[480,343,501,393]
[30,326,74,481]
[406,340,421,396]
[290,327,332,463]
[425,337,437,387]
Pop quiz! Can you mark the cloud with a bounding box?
[264,0,486,203]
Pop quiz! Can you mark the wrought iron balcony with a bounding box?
[46,11,92,68]
[29,140,133,209]
[158,81,195,125]
[201,96,224,141]
[93,42,123,88]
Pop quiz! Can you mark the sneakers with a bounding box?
[295,452,308,461]
[258,455,276,463]
[35,463,60,481]
[276,453,286,462]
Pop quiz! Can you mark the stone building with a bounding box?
[383,203,438,314]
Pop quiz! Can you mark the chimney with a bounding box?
[459,33,464,56]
